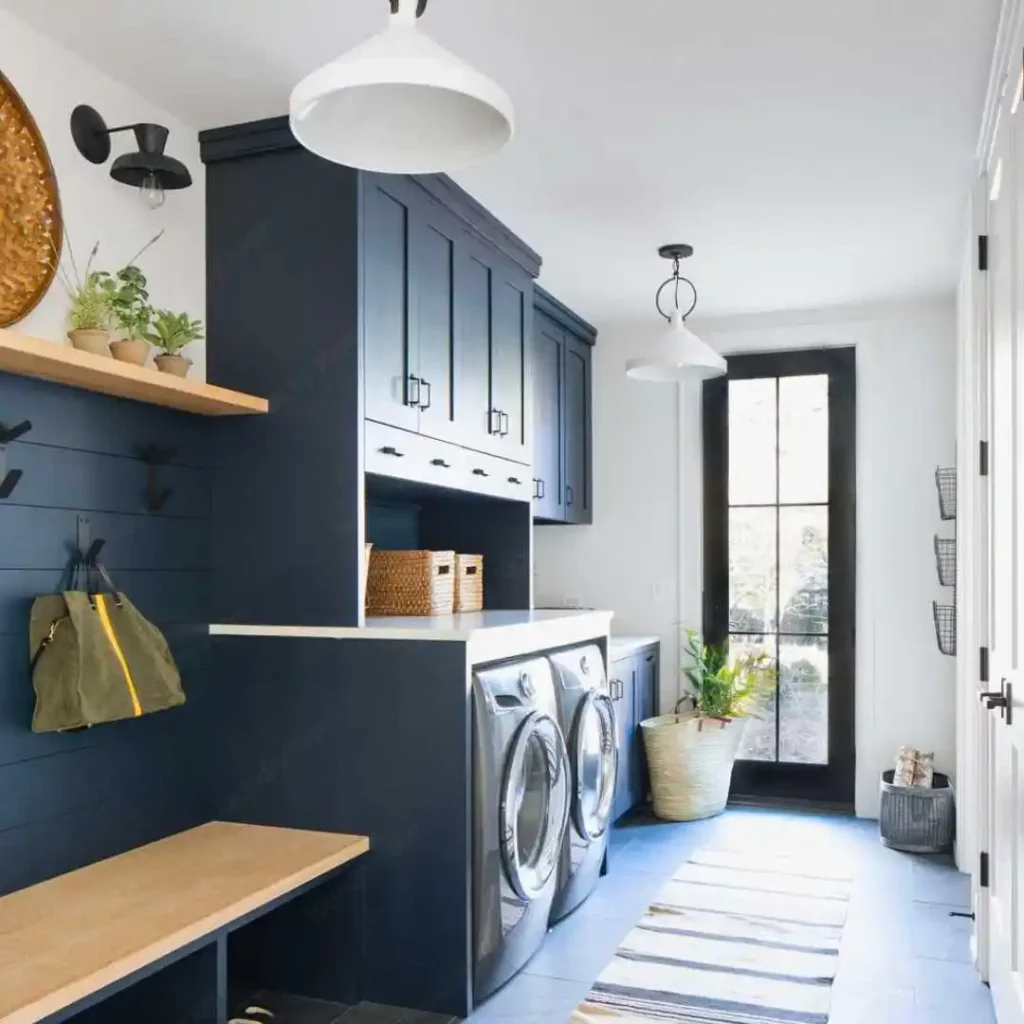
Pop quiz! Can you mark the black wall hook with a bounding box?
[0,420,32,500]
[138,443,176,512]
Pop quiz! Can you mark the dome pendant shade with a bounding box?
[289,0,514,174]
[626,243,726,382]
[626,310,727,382]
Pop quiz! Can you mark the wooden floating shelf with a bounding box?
[0,329,269,416]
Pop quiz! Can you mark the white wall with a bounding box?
[535,297,958,818]
[0,10,206,377]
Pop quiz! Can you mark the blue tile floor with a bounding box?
[465,807,996,1024]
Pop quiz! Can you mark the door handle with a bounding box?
[430,458,451,469]
[380,446,405,458]
[983,680,1014,724]
[419,378,432,411]
[406,375,421,408]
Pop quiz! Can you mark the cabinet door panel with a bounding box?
[564,336,592,524]
[454,239,495,452]
[414,207,457,442]
[532,312,565,521]
[363,179,417,432]
[491,268,530,462]
[611,656,636,820]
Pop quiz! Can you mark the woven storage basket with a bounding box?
[879,770,955,853]
[454,554,484,613]
[366,549,455,616]
[641,713,746,822]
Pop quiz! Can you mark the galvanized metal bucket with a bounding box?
[879,770,955,854]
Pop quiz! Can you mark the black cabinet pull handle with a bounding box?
[538,479,546,498]
[381,446,405,458]
[488,409,500,435]
[419,378,432,411]
[499,410,510,437]
[646,654,655,663]
[472,468,489,477]
[566,485,574,506]
[430,458,451,468]
[406,375,421,408]
[508,476,522,485]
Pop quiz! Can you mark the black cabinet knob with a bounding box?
[508,476,522,485]
[430,458,451,468]
[380,446,405,458]
[472,468,489,477]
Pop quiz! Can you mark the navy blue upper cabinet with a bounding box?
[363,177,418,433]
[532,288,596,525]
[454,237,497,452]
[532,311,565,521]
[489,263,531,464]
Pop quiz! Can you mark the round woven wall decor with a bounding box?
[0,69,62,327]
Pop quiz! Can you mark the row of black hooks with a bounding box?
[0,420,177,512]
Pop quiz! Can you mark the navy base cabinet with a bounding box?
[610,641,660,821]
[532,287,596,524]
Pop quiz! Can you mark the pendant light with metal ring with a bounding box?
[289,0,514,174]
[626,244,727,382]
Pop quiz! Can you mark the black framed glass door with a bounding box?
[703,348,856,806]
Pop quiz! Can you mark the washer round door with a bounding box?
[500,711,571,900]
[570,692,618,841]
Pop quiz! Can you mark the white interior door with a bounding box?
[986,68,1024,1024]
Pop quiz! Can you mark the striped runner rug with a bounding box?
[571,847,852,1023]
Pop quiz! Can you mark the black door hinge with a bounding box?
[981,646,990,683]
[979,234,989,272]
[981,851,990,889]
[980,440,990,477]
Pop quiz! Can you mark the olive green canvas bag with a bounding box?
[29,561,185,733]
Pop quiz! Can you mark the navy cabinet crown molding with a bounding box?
[532,286,596,525]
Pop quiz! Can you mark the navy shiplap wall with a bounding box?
[0,373,214,896]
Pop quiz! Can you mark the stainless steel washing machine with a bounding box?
[472,655,571,1004]
[547,644,618,924]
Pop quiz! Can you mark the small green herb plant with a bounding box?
[147,310,205,355]
[53,238,113,332]
[680,630,777,720]
[95,265,153,340]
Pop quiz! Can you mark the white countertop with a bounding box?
[210,609,615,664]
[610,635,661,659]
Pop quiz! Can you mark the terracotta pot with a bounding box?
[110,338,151,366]
[154,354,192,378]
[67,329,111,357]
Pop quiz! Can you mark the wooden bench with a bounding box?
[0,821,370,1024]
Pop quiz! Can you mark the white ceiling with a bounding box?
[2,0,999,322]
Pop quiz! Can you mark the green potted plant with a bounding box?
[147,310,204,377]
[97,264,153,365]
[640,631,776,821]
[55,240,114,356]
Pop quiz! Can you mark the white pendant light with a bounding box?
[290,0,514,174]
[626,244,726,382]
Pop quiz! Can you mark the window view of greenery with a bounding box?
[727,375,829,765]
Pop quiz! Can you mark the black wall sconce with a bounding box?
[70,104,192,210]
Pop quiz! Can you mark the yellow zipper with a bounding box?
[94,594,142,717]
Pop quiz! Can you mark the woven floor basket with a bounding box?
[454,554,484,613]
[641,713,746,821]
[366,549,455,616]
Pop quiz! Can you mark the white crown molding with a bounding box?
[978,0,1024,169]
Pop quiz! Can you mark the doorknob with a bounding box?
[983,680,1014,724]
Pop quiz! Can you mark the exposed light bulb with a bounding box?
[139,172,165,209]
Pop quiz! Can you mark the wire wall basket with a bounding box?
[935,468,957,521]
[932,602,957,657]
[934,536,956,588]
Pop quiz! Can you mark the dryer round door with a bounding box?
[571,692,618,842]
[499,711,571,901]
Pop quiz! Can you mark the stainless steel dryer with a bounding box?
[547,644,618,924]
[472,656,571,1004]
